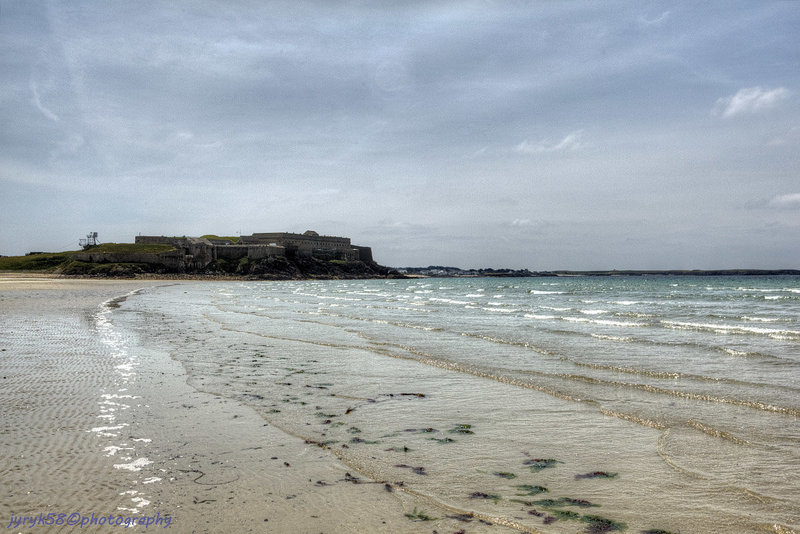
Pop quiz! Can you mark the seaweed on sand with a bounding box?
[470,492,501,503]
[528,497,597,508]
[350,437,379,444]
[514,484,548,496]
[524,458,562,472]
[445,514,474,522]
[449,423,475,434]
[343,472,361,484]
[580,514,627,533]
[575,471,618,480]
[494,471,517,479]
[404,508,435,521]
[394,464,427,475]
[552,510,581,521]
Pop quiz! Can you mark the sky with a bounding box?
[1,1,798,270]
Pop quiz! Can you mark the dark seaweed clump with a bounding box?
[349,437,379,444]
[449,423,474,434]
[394,464,427,475]
[470,492,501,503]
[575,471,618,480]
[530,497,596,508]
[494,471,516,479]
[514,484,548,496]
[581,514,627,533]
[524,458,562,472]
[445,514,474,523]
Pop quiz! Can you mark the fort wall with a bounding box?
[113,231,373,270]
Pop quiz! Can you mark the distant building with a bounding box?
[239,230,372,262]
[115,230,373,270]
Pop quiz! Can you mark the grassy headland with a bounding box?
[0,251,80,271]
[0,243,401,280]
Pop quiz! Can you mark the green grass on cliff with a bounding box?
[0,251,78,271]
[201,234,240,244]
[85,243,176,254]
[0,243,176,272]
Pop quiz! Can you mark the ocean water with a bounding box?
[120,276,800,533]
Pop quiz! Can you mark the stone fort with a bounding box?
[75,231,373,271]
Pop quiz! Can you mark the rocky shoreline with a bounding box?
[53,255,405,280]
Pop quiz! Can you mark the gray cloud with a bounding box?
[769,193,800,209]
[1,1,799,269]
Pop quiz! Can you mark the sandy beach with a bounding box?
[0,275,509,533]
[4,273,798,533]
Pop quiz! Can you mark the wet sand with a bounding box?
[0,275,509,533]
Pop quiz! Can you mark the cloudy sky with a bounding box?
[1,1,798,269]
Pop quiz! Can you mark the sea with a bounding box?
[115,275,800,533]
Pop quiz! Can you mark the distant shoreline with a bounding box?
[395,267,800,278]
[3,269,798,282]
[534,269,800,277]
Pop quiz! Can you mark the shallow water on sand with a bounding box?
[117,276,799,533]
[0,284,165,528]
[3,281,500,533]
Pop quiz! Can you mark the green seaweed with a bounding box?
[528,497,598,509]
[428,437,455,444]
[494,471,517,479]
[524,458,562,472]
[404,508,435,521]
[347,426,362,434]
[552,510,581,521]
[514,484,548,496]
[641,530,676,534]
[449,423,474,434]
[470,492,501,503]
[530,498,561,508]
[581,514,627,533]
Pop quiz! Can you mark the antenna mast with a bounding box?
[79,231,99,248]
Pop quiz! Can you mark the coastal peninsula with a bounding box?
[0,230,403,280]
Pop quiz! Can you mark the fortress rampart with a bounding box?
[76,230,375,271]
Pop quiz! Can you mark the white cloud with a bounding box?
[29,80,60,122]
[511,218,532,227]
[638,11,671,27]
[715,86,790,118]
[768,193,800,208]
[516,130,585,154]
